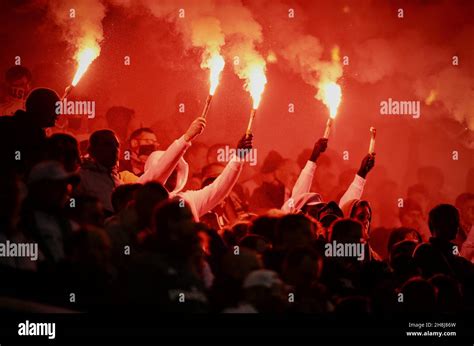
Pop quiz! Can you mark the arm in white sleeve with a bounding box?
[281,160,317,212]
[339,174,366,208]
[138,135,191,184]
[181,156,244,218]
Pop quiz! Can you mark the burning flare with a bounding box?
[319,82,342,119]
[203,53,225,96]
[246,64,267,109]
[71,46,100,86]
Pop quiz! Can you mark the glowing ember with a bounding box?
[204,53,225,96]
[71,46,99,86]
[246,64,267,109]
[320,82,342,119]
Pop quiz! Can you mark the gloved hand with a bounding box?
[309,138,328,162]
[357,153,375,178]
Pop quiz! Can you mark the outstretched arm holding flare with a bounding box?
[138,117,206,184]
[281,138,327,213]
[338,153,375,208]
[179,134,253,220]
[281,141,376,213]
[339,127,376,207]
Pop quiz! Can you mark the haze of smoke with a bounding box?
[47,0,106,56]
[246,0,343,103]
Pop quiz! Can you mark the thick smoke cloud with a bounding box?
[47,0,106,58]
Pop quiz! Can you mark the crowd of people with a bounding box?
[0,66,473,314]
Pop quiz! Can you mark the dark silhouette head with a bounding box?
[400,277,436,313]
[135,182,169,229]
[25,88,60,128]
[249,215,278,244]
[111,183,141,214]
[330,218,364,244]
[428,204,460,241]
[429,274,462,314]
[46,133,81,172]
[151,198,197,261]
[239,234,269,254]
[387,227,422,254]
[276,214,314,249]
[88,129,120,169]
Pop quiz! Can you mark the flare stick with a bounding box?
[201,94,213,118]
[62,85,74,100]
[246,109,257,136]
[323,118,334,139]
[369,127,376,154]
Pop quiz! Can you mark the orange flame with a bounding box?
[246,64,267,109]
[203,53,225,96]
[320,82,342,119]
[71,46,100,86]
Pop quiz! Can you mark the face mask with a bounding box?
[138,144,156,156]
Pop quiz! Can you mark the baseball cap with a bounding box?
[28,161,79,185]
[243,269,282,289]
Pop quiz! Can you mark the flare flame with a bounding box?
[246,64,267,109]
[202,53,225,96]
[319,82,342,119]
[71,45,100,86]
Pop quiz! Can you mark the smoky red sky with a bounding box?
[1,0,473,200]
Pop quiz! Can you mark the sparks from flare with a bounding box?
[71,46,99,87]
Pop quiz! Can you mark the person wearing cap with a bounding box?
[281,137,375,213]
[0,87,60,176]
[21,161,80,265]
[224,269,286,313]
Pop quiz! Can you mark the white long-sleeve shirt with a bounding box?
[177,156,244,220]
[142,136,245,221]
[338,174,366,208]
[280,160,366,213]
[281,160,317,213]
[139,135,191,185]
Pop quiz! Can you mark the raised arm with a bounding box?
[339,153,375,208]
[138,117,206,184]
[181,134,252,218]
[281,138,327,212]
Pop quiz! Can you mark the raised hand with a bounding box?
[184,117,206,142]
[357,153,375,179]
[309,138,328,162]
[237,133,253,158]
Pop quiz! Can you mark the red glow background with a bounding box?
[1,0,473,208]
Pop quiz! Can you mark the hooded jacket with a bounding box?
[280,160,366,213]
[340,198,381,261]
[143,136,245,221]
